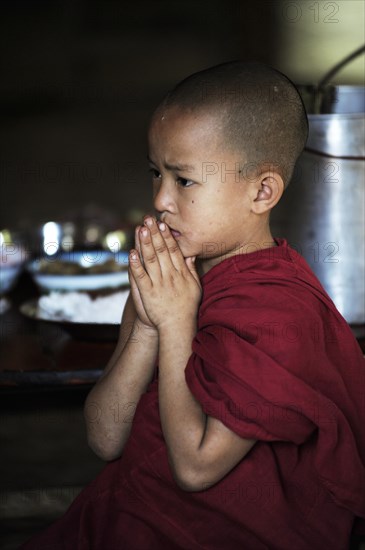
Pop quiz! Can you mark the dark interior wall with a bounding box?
[0,0,276,229]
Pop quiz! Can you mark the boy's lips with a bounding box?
[161,219,181,238]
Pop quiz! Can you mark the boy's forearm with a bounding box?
[101,292,138,375]
[84,317,158,461]
[157,321,208,479]
[158,322,256,490]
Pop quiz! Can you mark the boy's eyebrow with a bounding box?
[147,156,195,172]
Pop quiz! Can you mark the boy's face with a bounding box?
[147,106,258,271]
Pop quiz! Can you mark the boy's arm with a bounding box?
[84,292,158,461]
[158,321,256,491]
[130,219,256,491]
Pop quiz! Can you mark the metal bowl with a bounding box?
[27,250,130,292]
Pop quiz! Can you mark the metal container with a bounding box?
[321,85,365,114]
[271,100,365,324]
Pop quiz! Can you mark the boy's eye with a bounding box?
[177,177,194,188]
[149,168,161,179]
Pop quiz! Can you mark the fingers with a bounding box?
[132,216,187,282]
[154,221,187,272]
[138,220,164,279]
[134,225,143,264]
[128,265,140,307]
[128,249,151,290]
[140,216,185,275]
[128,263,138,291]
[184,256,200,284]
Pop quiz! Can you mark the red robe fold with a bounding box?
[22,239,365,550]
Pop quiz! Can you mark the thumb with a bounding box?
[185,256,199,282]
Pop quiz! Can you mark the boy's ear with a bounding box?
[251,171,284,214]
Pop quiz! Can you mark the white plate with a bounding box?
[28,250,129,291]
[20,299,120,341]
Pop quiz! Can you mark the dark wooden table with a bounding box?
[1,272,364,389]
[0,273,117,388]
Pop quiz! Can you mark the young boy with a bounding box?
[22,62,365,549]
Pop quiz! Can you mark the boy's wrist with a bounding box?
[157,317,197,339]
[132,317,159,341]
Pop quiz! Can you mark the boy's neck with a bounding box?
[197,230,277,276]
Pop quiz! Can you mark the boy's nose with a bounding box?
[153,180,176,214]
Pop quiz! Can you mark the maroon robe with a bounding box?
[22,239,365,549]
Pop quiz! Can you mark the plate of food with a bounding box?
[27,250,130,292]
[20,289,130,341]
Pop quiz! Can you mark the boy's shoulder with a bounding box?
[200,239,350,347]
[203,239,331,309]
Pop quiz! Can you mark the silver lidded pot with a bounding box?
[271,46,365,324]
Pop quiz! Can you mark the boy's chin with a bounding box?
[180,247,200,261]
[175,239,205,260]
[173,240,190,257]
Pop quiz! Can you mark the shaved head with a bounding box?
[155,61,308,186]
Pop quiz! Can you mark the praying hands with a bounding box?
[128,216,202,332]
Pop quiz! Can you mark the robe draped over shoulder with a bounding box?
[21,239,365,550]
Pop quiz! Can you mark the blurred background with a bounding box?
[1,3,364,548]
[1,0,363,229]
